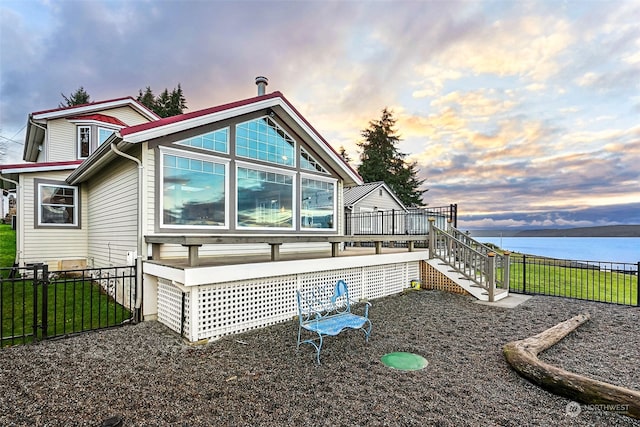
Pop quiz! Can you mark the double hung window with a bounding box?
[37,181,79,227]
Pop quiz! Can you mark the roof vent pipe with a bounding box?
[255,76,268,96]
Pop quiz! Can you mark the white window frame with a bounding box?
[235,160,297,231]
[159,146,230,229]
[77,126,91,159]
[37,181,79,227]
[300,173,337,232]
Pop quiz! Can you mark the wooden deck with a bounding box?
[145,234,429,268]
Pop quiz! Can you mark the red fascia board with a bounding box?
[0,160,84,171]
[31,97,159,119]
[120,92,285,136]
[117,91,361,180]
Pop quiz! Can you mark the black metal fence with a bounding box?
[508,255,639,306]
[345,204,458,235]
[1,263,136,347]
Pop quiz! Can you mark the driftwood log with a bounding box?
[503,314,640,419]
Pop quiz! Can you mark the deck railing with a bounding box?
[428,220,510,300]
[345,204,457,236]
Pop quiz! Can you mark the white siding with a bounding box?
[46,119,77,162]
[20,171,88,268]
[144,145,155,234]
[87,158,138,267]
[106,106,153,127]
[355,189,404,212]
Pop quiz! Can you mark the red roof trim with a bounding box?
[31,97,160,119]
[119,90,360,179]
[66,114,127,127]
[120,92,284,136]
[0,160,84,171]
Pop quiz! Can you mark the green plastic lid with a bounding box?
[381,352,428,371]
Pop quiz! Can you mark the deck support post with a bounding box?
[270,243,282,261]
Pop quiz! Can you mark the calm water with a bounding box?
[476,237,640,264]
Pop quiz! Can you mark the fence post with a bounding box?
[522,255,527,294]
[488,252,496,302]
[391,209,395,235]
[504,251,511,291]
[428,217,435,259]
[41,264,49,338]
[32,264,39,341]
[637,262,640,307]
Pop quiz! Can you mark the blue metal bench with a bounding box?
[296,280,372,364]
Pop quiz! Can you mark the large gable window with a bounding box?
[37,181,79,227]
[237,165,294,229]
[301,177,335,229]
[162,150,227,227]
[236,117,295,167]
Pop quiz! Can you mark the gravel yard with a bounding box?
[1,290,639,426]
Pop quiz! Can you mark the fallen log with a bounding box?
[503,313,640,419]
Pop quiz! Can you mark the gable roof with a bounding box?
[343,181,407,210]
[69,91,362,186]
[23,97,159,162]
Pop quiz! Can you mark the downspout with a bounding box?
[110,142,144,322]
[0,175,20,264]
[28,117,48,159]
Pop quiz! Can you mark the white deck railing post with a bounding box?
[428,218,435,259]
[487,252,496,302]
[503,251,511,291]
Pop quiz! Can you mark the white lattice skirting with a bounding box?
[156,261,419,342]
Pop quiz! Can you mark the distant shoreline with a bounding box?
[469,224,640,238]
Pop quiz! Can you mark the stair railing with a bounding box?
[428,219,510,301]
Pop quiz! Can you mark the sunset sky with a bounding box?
[1,0,638,229]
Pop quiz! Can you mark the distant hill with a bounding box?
[470,225,640,237]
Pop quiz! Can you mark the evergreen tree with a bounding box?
[338,146,352,164]
[60,86,91,107]
[137,86,156,111]
[357,108,426,207]
[136,84,187,118]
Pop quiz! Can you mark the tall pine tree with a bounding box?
[136,84,187,118]
[357,108,426,207]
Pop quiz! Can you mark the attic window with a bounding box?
[300,147,328,174]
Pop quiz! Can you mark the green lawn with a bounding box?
[504,254,638,306]
[0,224,16,274]
[0,223,132,346]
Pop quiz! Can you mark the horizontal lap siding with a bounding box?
[107,107,153,126]
[21,171,88,268]
[144,148,155,237]
[87,157,138,267]
[47,120,77,162]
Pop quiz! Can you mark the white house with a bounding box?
[1,78,436,342]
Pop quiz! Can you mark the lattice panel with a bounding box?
[363,265,386,300]
[299,267,363,300]
[384,263,408,295]
[420,261,470,295]
[407,261,420,287]
[195,275,298,341]
[157,279,188,334]
[156,260,424,343]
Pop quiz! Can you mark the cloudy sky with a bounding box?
[1,0,639,229]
